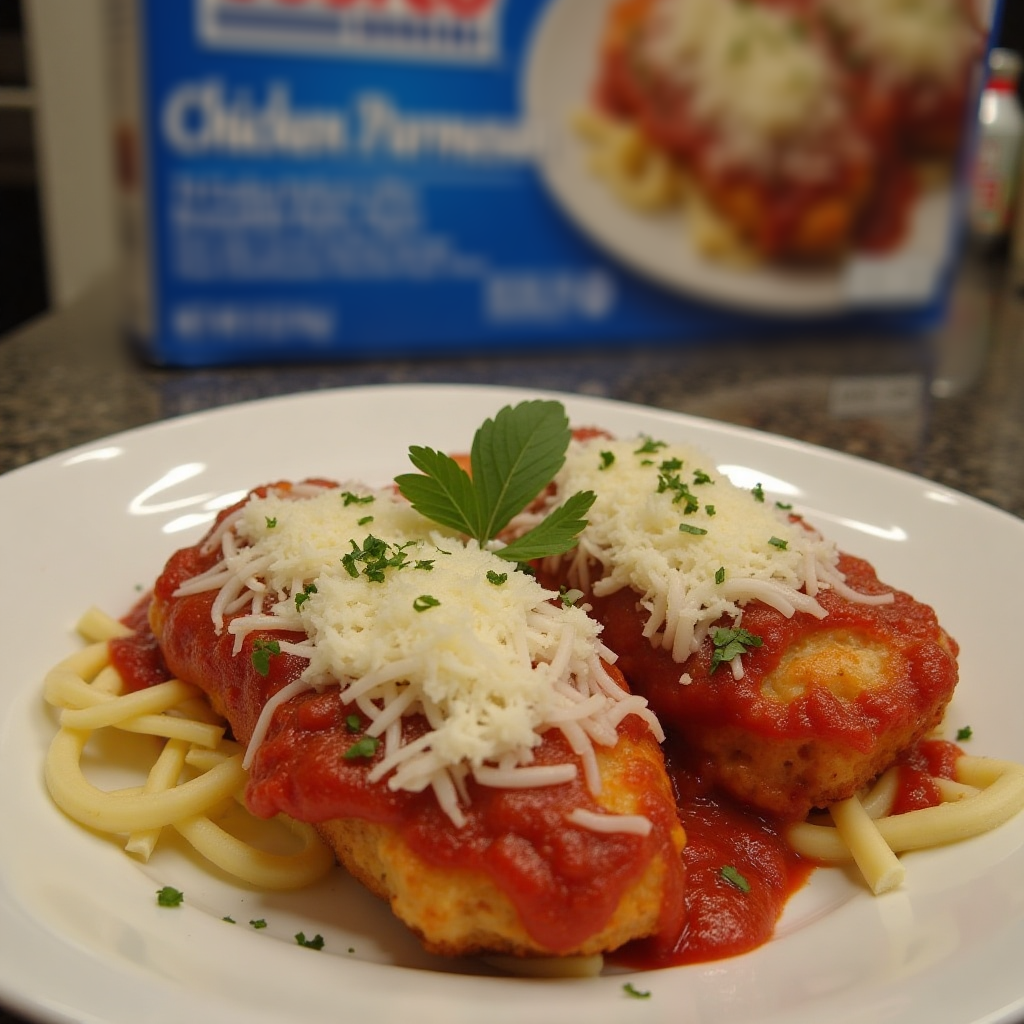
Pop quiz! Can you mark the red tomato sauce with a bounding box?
[108,592,171,693]
[892,739,962,815]
[617,743,813,968]
[111,589,959,966]
[142,507,689,956]
[586,553,956,751]
[110,485,957,967]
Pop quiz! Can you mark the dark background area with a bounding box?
[0,1,47,336]
[1,0,1023,339]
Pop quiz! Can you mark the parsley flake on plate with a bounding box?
[156,886,184,907]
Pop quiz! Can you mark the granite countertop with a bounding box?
[2,251,1023,518]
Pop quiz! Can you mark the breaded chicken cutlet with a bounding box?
[148,478,688,959]
[533,433,959,820]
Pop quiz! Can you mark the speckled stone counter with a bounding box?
[2,251,1023,518]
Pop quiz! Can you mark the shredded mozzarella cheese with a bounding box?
[174,484,661,832]
[542,436,893,674]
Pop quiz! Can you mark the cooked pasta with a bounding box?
[572,107,684,214]
[572,107,758,265]
[786,755,1024,893]
[43,608,334,889]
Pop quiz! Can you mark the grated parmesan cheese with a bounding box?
[542,436,892,671]
[174,483,660,830]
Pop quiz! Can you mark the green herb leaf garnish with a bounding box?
[956,725,973,742]
[395,401,595,562]
[413,594,441,612]
[295,932,325,950]
[495,491,595,563]
[710,627,763,673]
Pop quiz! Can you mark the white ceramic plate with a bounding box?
[524,0,956,316]
[2,383,1024,1024]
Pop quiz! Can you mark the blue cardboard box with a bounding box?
[111,0,993,365]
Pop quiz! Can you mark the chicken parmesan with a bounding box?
[146,477,687,959]
[592,0,877,262]
[532,432,960,820]
[582,0,983,264]
[42,398,1024,973]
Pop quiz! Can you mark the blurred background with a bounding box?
[0,0,1020,341]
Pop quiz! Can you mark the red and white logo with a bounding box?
[198,0,505,64]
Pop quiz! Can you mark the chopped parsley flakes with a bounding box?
[251,638,281,677]
[623,982,652,1000]
[343,736,381,761]
[341,491,374,507]
[156,886,184,907]
[710,627,763,673]
[342,535,415,582]
[634,437,667,456]
[720,865,751,893]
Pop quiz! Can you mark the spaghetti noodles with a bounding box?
[43,608,334,889]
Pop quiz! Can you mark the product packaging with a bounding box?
[109,0,995,366]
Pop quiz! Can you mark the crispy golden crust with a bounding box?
[316,732,686,958]
[573,553,959,821]
[684,627,954,816]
